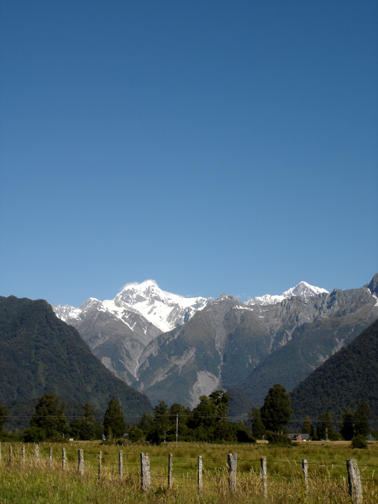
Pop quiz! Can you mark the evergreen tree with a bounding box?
[70,403,100,440]
[310,423,316,440]
[250,407,265,439]
[0,404,8,433]
[145,401,170,445]
[188,391,232,441]
[261,384,292,432]
[316,412,337,440]
[340,408,354,440]
[26,392,68,441]
[103,398,126,439]
[137,413,153,433]
[301,415,312,435]
[209,390,230,422]
[189,395,217,430]
[354,402,371,437]
[154,401,170,439]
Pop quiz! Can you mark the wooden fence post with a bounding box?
[347,459,363,504]
[119,451,123,480]
[261,456,268,498]
[227,453,237,493]
[21,444,25,465]
[49,447,53,467]
[34,444,39,461]
[140,452,151,492]
[8,445,13,465]
[302,459,309,494]
[98,451,102,480]
[78,449,84,476]
[168,453,173,489]
[198,455,203,494]
[62,447,67,471]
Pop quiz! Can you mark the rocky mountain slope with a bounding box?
[138,278,378,407]
[53,275,378,409]
[0,296,152,430]
[54,280,208,385]
[240,285,378,405]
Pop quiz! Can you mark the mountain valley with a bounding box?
[53,274,378,412]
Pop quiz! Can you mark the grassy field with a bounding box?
[0,441,377,503]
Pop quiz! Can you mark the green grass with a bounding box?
[0,441,377,503]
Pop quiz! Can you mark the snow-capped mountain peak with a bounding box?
[114,280,208,332]
[54,280,209,334]
[282,281,329,298]
[247,281,329,306]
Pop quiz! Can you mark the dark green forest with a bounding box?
[1,386,374,444]
[0,296,151,430]
[290,318,378,429]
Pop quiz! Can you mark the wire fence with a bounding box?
[0,442,376,503]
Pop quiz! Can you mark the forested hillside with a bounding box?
[0,296,152,430]
[290,318,378,428]
[240,298,375,405]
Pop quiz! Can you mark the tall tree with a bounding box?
[354,402,371,437]
[153,401,170,439]
[301,415,312,435]
[137,413,153,433]
[340,408,354,440]
[209,390,230,421]
[261,384,292,432]
[103,398,126,439]
[316,412,337,440]
[27,392,68,440]
[70,403,99,440]
[190,395,217,430]
[0,404,8,433]
[250,407,265,439]
[145,401,170,445]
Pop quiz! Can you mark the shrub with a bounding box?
[265,431,292,445]
[146,426,163,445]
[351,435,367,449]
[23,426,47,442]
[128,426,144,442]
[236,426,256,443]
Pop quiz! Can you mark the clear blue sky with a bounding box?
[1,0,377,306]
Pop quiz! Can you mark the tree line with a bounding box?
[296,403,372,445]
[0,385,293,444]
[0,385,374,445]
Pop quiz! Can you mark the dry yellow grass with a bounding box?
[0,441,377,503]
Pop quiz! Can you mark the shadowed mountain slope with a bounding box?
[290,318,378,428]
[0,296,152,430]
[239,286,377,406]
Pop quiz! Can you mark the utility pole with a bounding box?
[175,413,178,443]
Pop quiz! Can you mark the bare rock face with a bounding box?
[367,273,378,296]
[54,280,209,387]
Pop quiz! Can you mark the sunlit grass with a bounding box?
[0,441,377,503]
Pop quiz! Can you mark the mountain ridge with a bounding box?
[290,318,378,428]
[0,295,152,430]
[52,275,378,409]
